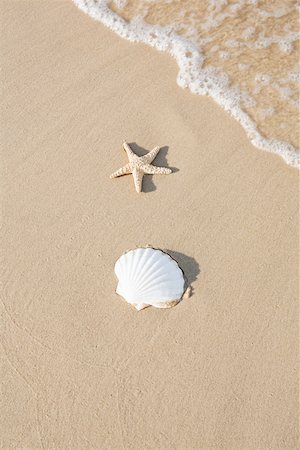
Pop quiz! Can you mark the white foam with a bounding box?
[255,73,272,85]
[250,31,299,54]
[219,50,231,60]
[73,0,299,167]
[201,0,243,32]
[238,63,250,71]
[289,70,300,84]
[112,0,127,8]
[242,26,256,39]
[258,7,288,18]
[225,38,240,48]
[258,107,275,119]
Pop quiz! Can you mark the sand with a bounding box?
[1,1,299,449]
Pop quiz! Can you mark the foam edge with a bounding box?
[73,0,300,168]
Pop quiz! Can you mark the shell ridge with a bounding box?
[135,260,183,293]
[132,255,167,292]
[130,248,150,287]
[138,274,184,295]
[135,271,177,294]
[129,248,143,284]
[124,248,143,284]
[137,282,184,301]
[117,252,130,280]
[114,248,186,309]
[135,249,175,287]
[130,249,162,290]
[131,267,185,301]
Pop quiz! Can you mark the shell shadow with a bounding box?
[165,249,200,298]
[128,142,179,193]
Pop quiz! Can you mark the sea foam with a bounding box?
[73,0,300,167]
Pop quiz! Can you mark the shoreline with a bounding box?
[73,0,300,168]
[2,1,299,448]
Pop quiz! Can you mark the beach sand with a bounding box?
[1,1,299,449]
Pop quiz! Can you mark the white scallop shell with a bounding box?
[114,247,185,310]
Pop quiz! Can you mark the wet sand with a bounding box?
[1,1,299,448]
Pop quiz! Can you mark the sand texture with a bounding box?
[76,0,300,166]
[1,1,299,449]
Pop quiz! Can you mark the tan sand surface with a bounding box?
[1,1,299,449]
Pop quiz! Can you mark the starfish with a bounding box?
[110,141,172,193]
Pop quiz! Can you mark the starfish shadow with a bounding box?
[165,249,200,298]
[128,142,179,193]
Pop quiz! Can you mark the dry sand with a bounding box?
[1,1,299,449]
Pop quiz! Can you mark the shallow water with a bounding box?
[74,0,300,167]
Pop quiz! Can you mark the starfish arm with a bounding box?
[142,164,172,175]
[143,146,160,163]
[110,163,132,178]
[132,168,144,193]
[123,141,138,162]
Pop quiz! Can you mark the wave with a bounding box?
[73,0,300,167]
